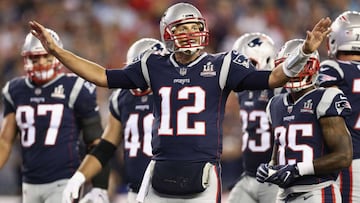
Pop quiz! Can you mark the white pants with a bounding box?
[227,174,278,203]
[137,160,221,203]
[337,158,360,203]
[23,179,68,203]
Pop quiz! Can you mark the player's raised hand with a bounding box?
[303,17,332,54]
[28,21,58,54]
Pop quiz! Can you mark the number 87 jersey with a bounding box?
[2,73,99,184]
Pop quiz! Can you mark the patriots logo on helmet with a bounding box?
[248,38,262,47]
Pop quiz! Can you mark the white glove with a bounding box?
[79,188,109,203]
[62,171,86,203]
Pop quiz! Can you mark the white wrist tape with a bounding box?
[297,162,315,176]
[73,171,86,184]
[282,44,312,77]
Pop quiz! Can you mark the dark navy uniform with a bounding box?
[109,89,153,193]
[317,60,360,202]
[2,73,99,184]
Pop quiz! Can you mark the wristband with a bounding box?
[296,162,315,176]
[282,44,312,77]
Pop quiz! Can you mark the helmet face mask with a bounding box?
[22,29,63,85]
[328,11,360,58]
[160,3,209,54]
[276,39,320,92]
[233,32,276,70]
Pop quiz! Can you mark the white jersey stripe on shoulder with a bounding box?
[320,60,344,79]
[317,87,342,119]
[219,51,232,90]
[2,82,14,107]
[69,77,85,109]
[110,89,122,116]
[141,51,153,87]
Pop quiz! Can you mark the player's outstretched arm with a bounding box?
[28,21,108,87]
[268,17,332,89]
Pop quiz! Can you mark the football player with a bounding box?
[317,11,360,203]
[62,38,165,203]
[227,32,279,203]
[28,2,331,202]
[0,30,110,203]
[256,39,353,203]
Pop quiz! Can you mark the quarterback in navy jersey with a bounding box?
[62,38,164,203]
[29,2,332,203]
[256,39,353,203]
[0,30,110,203]
[317,11,360,203]
[228,32,280,203]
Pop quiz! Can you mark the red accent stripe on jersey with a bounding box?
[331,185,336,203]
[215,165,221,203]
[349,165,353,203]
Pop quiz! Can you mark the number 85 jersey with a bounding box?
[2,73,99,184]
[266,87,351,185]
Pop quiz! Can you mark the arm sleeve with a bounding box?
[91,162,110,189]
[80,114,103,144]
[106,64,148,90]
[237,71,271,91]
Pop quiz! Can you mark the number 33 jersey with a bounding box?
[266,87,352,185]
[2,73,99,184]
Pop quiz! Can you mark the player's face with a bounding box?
[173,22,202,47]
[28,54,54,66]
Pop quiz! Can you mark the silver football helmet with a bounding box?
[233,32,276,70]
[126,38,166,64]
[126,38,165,96]
[328,11,360,58]
[21,29,63,85]
[275,39,320,92]
[160,2,209,54]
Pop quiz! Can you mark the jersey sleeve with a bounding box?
[317,60,343,87]
[316,87,352,119]
[72,78,100,118]
[2,81,16,116]
[225,50,270,91]
[108,89,122,121]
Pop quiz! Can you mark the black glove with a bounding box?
[265,164,300,188]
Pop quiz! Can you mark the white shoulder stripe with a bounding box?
[2,82,14,107]
[320,60,343,79]
[317,87,342,119]
[69,77,85,109]
[110,89,122,116]
[219,51,232,90]
[141,51,152,88]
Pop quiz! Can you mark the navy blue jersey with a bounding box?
[317,60,360,159]
[237,89,278,176]
[106,51,271,161]
[267,87,351,186]
[2,73,99,184]
[109,89,153,191]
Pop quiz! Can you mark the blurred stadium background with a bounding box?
[0,0,358,202]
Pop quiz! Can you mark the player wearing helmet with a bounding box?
[227,32,279,203]
[256,39,353,203]
[62,38,165,203]
[317,11,360,203]
[28,2,331,202]
[0,30,110,203]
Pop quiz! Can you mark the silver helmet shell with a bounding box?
[159,3,209,54]
[328,11,360,58]
[233,32,276,70]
